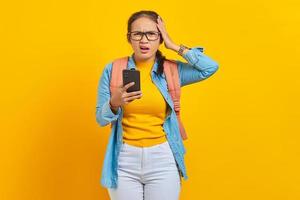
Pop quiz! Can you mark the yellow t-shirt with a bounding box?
[122,58,168,147]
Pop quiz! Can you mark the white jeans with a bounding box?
[107,140,181,200]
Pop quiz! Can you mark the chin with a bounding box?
[138,52,154,60]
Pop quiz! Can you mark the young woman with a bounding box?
[96,10,219,200]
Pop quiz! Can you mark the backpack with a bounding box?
[109,56,188,141]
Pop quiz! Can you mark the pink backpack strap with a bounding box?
[109,56,128,128]
[163,59,188,140]
[110,56,129,95]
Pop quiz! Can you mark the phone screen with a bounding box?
[122,69,140,92]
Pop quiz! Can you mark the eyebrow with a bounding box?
[130,30,158,32]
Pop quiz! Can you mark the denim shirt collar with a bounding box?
[127,53,166,78]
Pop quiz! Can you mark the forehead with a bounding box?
[131,17,158,32]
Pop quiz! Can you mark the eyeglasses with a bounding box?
[128,31,161,41]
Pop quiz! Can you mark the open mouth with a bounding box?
[140,46,150,53]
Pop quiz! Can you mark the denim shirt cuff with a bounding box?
[182,46,205,65]
[102,100,121,120]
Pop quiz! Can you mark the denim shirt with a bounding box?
[96,46,219,188]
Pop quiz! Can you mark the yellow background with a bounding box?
[1,0,299,199]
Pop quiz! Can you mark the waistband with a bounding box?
[122,140,169,150]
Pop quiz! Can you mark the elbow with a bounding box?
[204,63,219,79]
[95,103,121,127]
[96,110,109,127]
[96,116,108,127]
[97,117,110,127]
[211,62,219,75]
[213,62,219,72]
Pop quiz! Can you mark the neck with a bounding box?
[133,54,155,64]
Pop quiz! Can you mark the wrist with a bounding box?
[109,99,119,112]
[177,44,191,56]
[177,44,190,56]
[168,43,190,56]
[168,43,180,52]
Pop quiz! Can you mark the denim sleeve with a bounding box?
[176,46,219,87]
[96,62,122,127]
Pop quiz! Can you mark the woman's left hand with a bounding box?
[156,16,177,50]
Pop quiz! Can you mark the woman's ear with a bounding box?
[127,33,132,43]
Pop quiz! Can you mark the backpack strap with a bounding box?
[163,59,188,140]
[110,56,129,95]
[109,56,129,128]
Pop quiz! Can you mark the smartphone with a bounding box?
[122,69,140,93]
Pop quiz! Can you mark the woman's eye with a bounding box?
[134,32,143,36]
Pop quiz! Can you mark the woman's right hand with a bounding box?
[109,82,142,111]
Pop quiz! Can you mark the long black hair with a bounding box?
[127,10,166,76]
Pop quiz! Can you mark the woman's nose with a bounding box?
[140,34,148,42]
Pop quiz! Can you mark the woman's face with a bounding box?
[128,17,161,62]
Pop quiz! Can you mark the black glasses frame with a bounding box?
[127,31,161,41]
